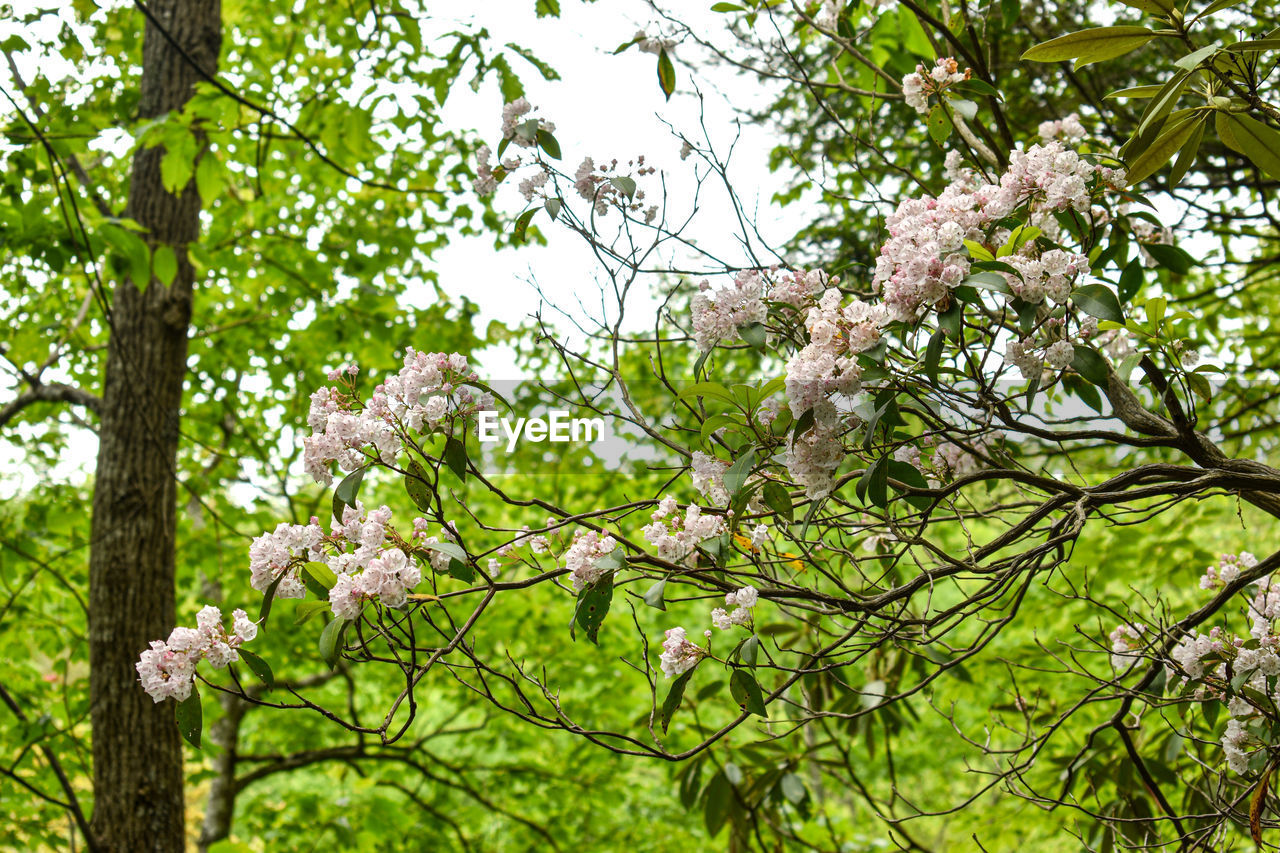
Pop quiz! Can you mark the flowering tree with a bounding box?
[124,0,1280,849]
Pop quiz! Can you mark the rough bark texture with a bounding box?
[88,1,220,850]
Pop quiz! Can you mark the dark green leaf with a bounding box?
[444,435,467,482]
[1119,259,1144,302]
[925,328,945,383]
[175,687,202,749]
[723,449,755,498]
[730,669,768,717]
[405,460,433,512]
[573,572,614,644]
[236,648,274,688]
[319,617,350,669]
[1071,345,1110,387]
[259,570,287,625]
[761,481,793,522]
[1072,284,1124,322]
[536,129,561,160]
[1144,242,1194,274]
[660,666,695,733]
[332,465,366,525]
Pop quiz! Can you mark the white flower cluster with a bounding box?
[330,546,422,619]
[691,271,768,352]
[501,97,555,148]
[642,496,725,564]
[136,606,258,703]
[1200,551,1258,590]
[711,585,760,630]
[901,57,968,115]
[1156,558,1280,775]
[690,451,729,505]
[659,627,705,678]
[1037,113,1086,143]
[249,520,326,601]
[302,350,485,485]
[572,155,659,221]
[690,268,827,353]
[250,503,436,621]
[785,399,845,499]
[875,140,1122,323]
[563,529,618,592]
[1109,622,1146,672]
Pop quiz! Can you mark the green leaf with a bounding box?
[319,617,350,669]
[1072,284,1124,322]
[544,197,562,220]
[151,245,178,287]
[1119,259,1144,302]
[302,561,337,590]
[1105,84,1164,99]
[259,570,287,625]
[723,449,755,498]
[1168,117,1207,187]
[444,435,467,482]
[610,176,637,199]
[404,460,433,512]
[924,328,945,383]
[964,240,994,261]
[573,571,614,644]
[780,772,807,804]
[862,454,889,508]
[236,648,274,688]
[420,540,473,582]
[536,128,561,160]
[738,321,767,351]
[657,49,676,100]
[729,669,768,717]
[294,599,330,626]
[513,207,537,243]
[159,132,196,194]
[937,300,962,340]
[1116,0,1173,14]
[1174,43,1219,70]
[1071,345,1110,387]
[703,769,731,836]
[332,465,366,524]
[1144,242,1194,274]
[1021,27,1155,67]
[1126,113,1202,185]
[195,154,223,203]
[643,578,668,611]
[175,687,202,749]
[927,104,951,144]
[761,481,793,522]
[1224,113,1280,180]
[660,667,696,733]
[740,634,759,667]
[711,2,743,10]
[964,270,1013,292]
[1135,71,1192,138]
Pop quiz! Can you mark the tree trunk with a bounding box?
[88,2,220,850]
